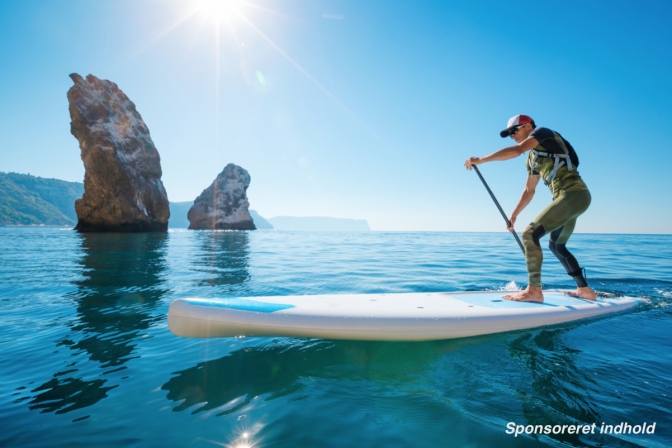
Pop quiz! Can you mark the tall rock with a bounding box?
[188,164,256,230]
[67,73,170,232]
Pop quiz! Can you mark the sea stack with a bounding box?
[188,163,256,230]
[67,73,170,232]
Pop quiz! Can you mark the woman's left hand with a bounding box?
[464,157,481,170]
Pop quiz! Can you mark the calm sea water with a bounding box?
[0,228,670,447]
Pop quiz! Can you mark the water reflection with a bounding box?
[507,329,608,446]
[26,233,168,415]
[191,231,251,288]
[162,339,460,416]
[26,377,116,415]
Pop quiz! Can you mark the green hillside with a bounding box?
[0,172,83,226]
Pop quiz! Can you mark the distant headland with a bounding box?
[266,216,370,231]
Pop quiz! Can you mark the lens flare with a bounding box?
[255,71,266,87]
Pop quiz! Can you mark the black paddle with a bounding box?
[472,165,525,254]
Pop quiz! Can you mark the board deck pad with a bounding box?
[167,290,638,341]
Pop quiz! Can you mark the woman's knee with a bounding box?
[548,239,559,256]
[550,240,571,258]
[523,223,546,249]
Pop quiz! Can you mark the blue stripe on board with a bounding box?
[184,298,295,313]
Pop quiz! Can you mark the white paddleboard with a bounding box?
[167,290,638,341]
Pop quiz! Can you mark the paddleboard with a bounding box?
[167,290,638,341]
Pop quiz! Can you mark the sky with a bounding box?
[1,0,671,233]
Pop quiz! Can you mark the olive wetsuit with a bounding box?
[522,127,591,288]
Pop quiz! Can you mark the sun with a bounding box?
[195,0,242,21]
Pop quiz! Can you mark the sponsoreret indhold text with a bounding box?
[506,422,656,437]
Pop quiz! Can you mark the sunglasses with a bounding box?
[509,124,526,136]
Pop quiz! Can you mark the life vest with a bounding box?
[529,131,580,189]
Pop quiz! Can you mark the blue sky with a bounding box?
[1,0,671,232]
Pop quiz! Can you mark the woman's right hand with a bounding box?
[507,215,517,232]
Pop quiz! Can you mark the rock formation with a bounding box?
[67,73,170,232]
[188,164,256,230]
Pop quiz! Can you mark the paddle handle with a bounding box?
[472,165,525,254]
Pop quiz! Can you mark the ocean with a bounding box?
[0,228,670,447]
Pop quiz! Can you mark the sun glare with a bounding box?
[128,0,373,139]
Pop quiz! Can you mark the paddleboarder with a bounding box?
[464,115,596,303]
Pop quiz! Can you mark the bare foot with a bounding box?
[563,287,597,301]
[503,286,544,303]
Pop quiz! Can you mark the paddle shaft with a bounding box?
[472,165,525,254]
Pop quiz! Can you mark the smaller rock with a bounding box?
[188,164,256,230]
